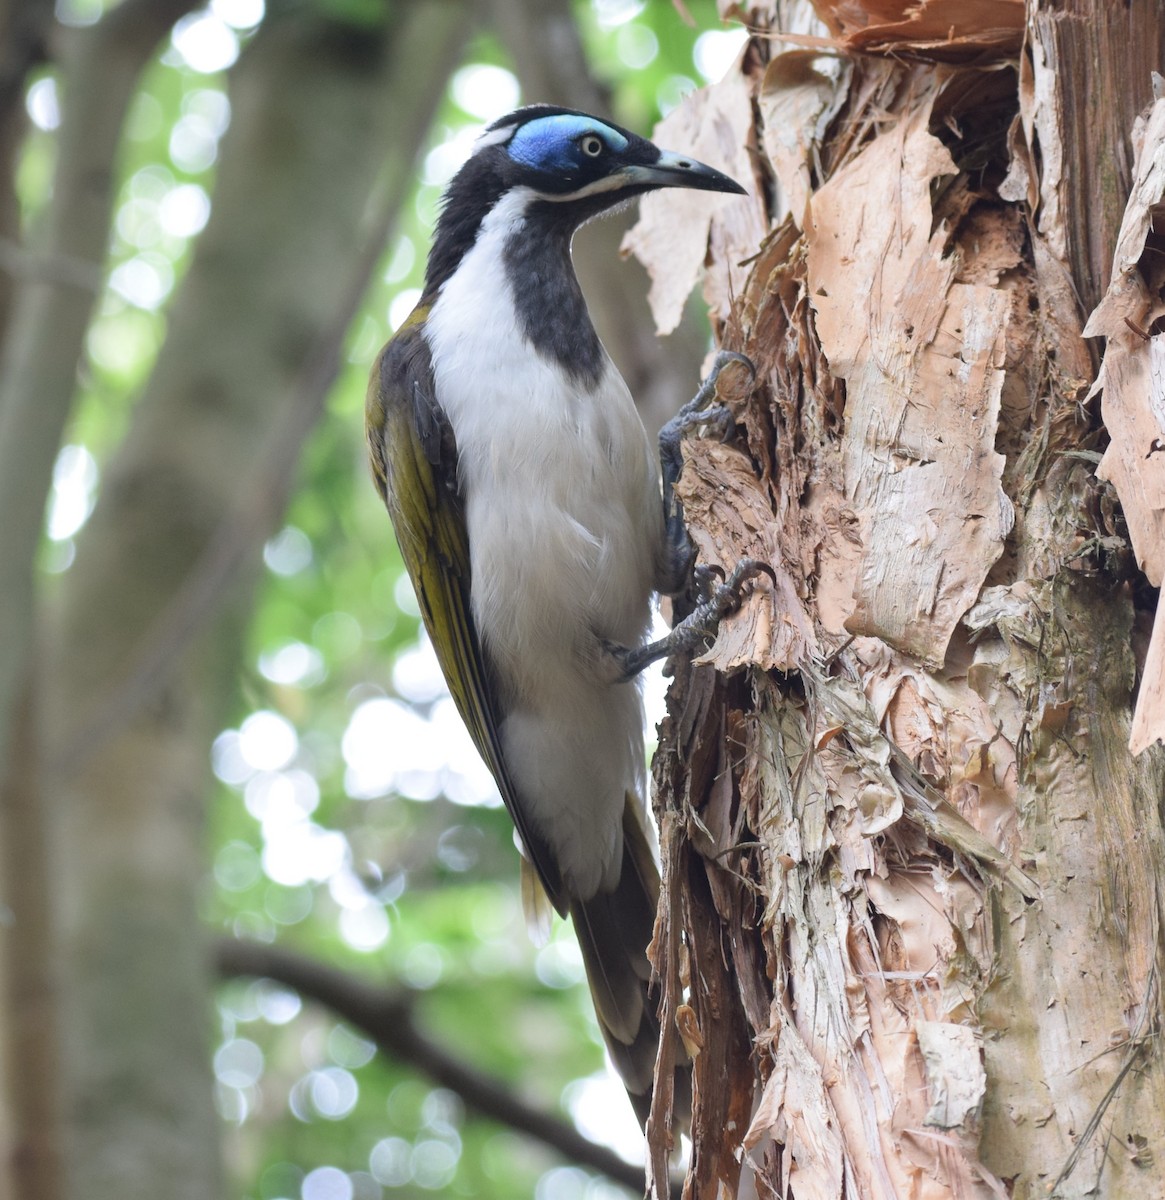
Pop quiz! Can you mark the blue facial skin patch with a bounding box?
[507,115,629,173]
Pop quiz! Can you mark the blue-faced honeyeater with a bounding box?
[366,106,750,1121]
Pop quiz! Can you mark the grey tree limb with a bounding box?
[0,0,199,791]
[216,937,667,1199]
[38,8,470,1199]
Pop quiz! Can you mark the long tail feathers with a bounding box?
[569,795,674,1125]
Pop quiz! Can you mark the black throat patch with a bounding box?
[502,199,604,391]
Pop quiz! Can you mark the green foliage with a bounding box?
[36,0,742,1195]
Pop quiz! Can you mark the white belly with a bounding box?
[425,192,661,897]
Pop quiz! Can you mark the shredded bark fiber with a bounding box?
[628,2,1165,1198]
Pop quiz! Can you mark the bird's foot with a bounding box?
[669,350,754,442]
[606,557,773,681]
[659,351,756,595]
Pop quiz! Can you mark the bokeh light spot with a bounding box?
[391,633,447,704]
[388,288,422,332]
[238,710,298,772]
[592,0,645,29]
[450,64,520,121]
[564,1072,644,1165]
[615,23,658,69]
[310,1067,359,1120]
[160,182,211,237]
[259,641,326,688]
[214,840,261,892]
[327,1024,377,1070]
[26,77,60,131]
[657,74,697,116]
[255,983,302,1026]
[211,0,264,29]
[694,29,749,82]
[214,1037,264,1088]
[47,444,98,542]
[338,902,390,952]
[403,943,445,990]
[369,1138,411,1187]
[410,1139,458,1191]
[383,237,415,284]
[422,127,483,188]
[264,526,313,576]
[171,11,239,73]
[301,1165,353,1200]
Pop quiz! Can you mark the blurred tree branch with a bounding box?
[0,0,199,787]
[0,5,198,1198]
[29,7,468,1199]
[0,0,53,333]
[216,937,672,1198]
[50,9,454,782]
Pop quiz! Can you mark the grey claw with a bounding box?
[711,349,755,380]
[677,401,733,440]
[687,557,770,638]
[710,557,771,615]
[677,349,755,426]
[692,563,720,603]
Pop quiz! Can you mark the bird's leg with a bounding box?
[603,557,772,681]
[657,350,754,595]
[596,351,768,683]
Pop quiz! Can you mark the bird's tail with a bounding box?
[569,795,675,1125]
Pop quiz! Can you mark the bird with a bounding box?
[366,104,752,1121]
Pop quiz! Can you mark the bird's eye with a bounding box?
[579,134,604,158]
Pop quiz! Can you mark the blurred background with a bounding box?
[0,1,746,1198]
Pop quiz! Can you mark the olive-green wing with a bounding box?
[366,307,566,915]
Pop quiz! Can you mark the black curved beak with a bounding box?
[622,149,747,195]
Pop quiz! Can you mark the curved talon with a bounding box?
[710,349,756,381]
[693,563,723,602]
[705,557,773,617]
[725,556,774,589]
[677,401,733,440]
[608,557,773,680]
[675,351,755,424]
[657,351,758,599]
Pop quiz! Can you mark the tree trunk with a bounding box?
[630,2,1165,1197]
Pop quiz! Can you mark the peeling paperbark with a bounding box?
[622,57,766,336]
[1084,94,1165,752]
[811,0,1023,61]
[806,108,1014,667]
[631,3,1165,1198]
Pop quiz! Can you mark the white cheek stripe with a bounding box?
[474,124,516,149]
[531,171,636,203]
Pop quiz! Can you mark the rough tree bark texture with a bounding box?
[630,2,1165,1197]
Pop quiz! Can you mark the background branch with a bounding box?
[40,9,469,1197]
[0,0,198,777]
[49,2,466,782]
[215,938,674,1198]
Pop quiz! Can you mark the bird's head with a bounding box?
[424,105,746,297]
[483,104,746,203]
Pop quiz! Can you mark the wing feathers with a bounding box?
[367,314,566,914]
